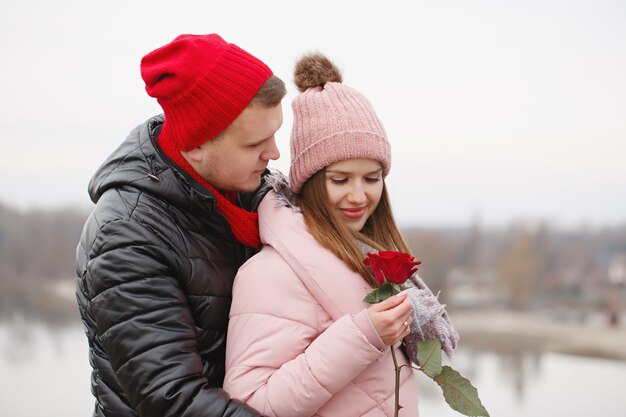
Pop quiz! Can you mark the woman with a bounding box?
[224,54,458,416]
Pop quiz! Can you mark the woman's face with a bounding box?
[325,158,384,232]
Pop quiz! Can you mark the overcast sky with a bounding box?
[1,0,624,228]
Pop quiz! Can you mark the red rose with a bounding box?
[363,251,421,285]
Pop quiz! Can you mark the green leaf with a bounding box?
[416,339,442,377]
[434,366,490,417]
[377,282,393,301]
[363,290,380,304]
[362,282,394,304]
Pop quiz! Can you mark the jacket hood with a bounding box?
[88,115,217,212]
[257,189,374,319]
[89,114,278,221]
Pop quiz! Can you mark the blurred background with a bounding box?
[1,0,625,416]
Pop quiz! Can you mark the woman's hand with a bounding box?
[367,291,413,346]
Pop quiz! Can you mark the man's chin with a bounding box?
[232,178,262,194]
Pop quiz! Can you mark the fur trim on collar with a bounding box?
[265,168,301,212]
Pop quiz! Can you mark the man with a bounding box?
[75,34,285,417]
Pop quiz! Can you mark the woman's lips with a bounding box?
[340,207,366,219]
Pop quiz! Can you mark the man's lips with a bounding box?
[340,207,366,219]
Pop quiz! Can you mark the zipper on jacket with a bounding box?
[146,154,161,182]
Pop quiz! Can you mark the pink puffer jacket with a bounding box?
[224,191,418,416]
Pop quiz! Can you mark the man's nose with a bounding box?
[262,137,280,161]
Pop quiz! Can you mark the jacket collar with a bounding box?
[257,190,373,319]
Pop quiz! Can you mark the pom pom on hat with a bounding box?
[294,53,343,92]
[289,53,391,193]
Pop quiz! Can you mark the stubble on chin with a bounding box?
[232,177,263,194]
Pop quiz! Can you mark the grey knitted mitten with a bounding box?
[402,275,459,362]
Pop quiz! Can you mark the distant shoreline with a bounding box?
[453,309,626,361]
[3,279,626,362]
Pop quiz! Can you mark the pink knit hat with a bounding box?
[289,53,391,193]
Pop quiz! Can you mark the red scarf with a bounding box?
[159,137,261,249]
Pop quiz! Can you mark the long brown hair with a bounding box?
[297,169,411,288]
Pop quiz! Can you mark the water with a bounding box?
[417,348,626,416]
[1,315,625,417]
[0,316,93,416]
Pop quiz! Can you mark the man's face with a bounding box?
[187,103,283,192]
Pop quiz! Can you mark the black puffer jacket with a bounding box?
[76,115,266,417]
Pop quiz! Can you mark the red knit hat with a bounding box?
[140,34,273,248]
[141,33,272,150]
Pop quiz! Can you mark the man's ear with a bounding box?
[182,146,204,163]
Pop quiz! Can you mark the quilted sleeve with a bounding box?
[84,218,260,417]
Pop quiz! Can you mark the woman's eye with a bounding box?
[330,178,347,184]
[365,177,381,183]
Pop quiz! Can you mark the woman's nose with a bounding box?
[347,184,366,204]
